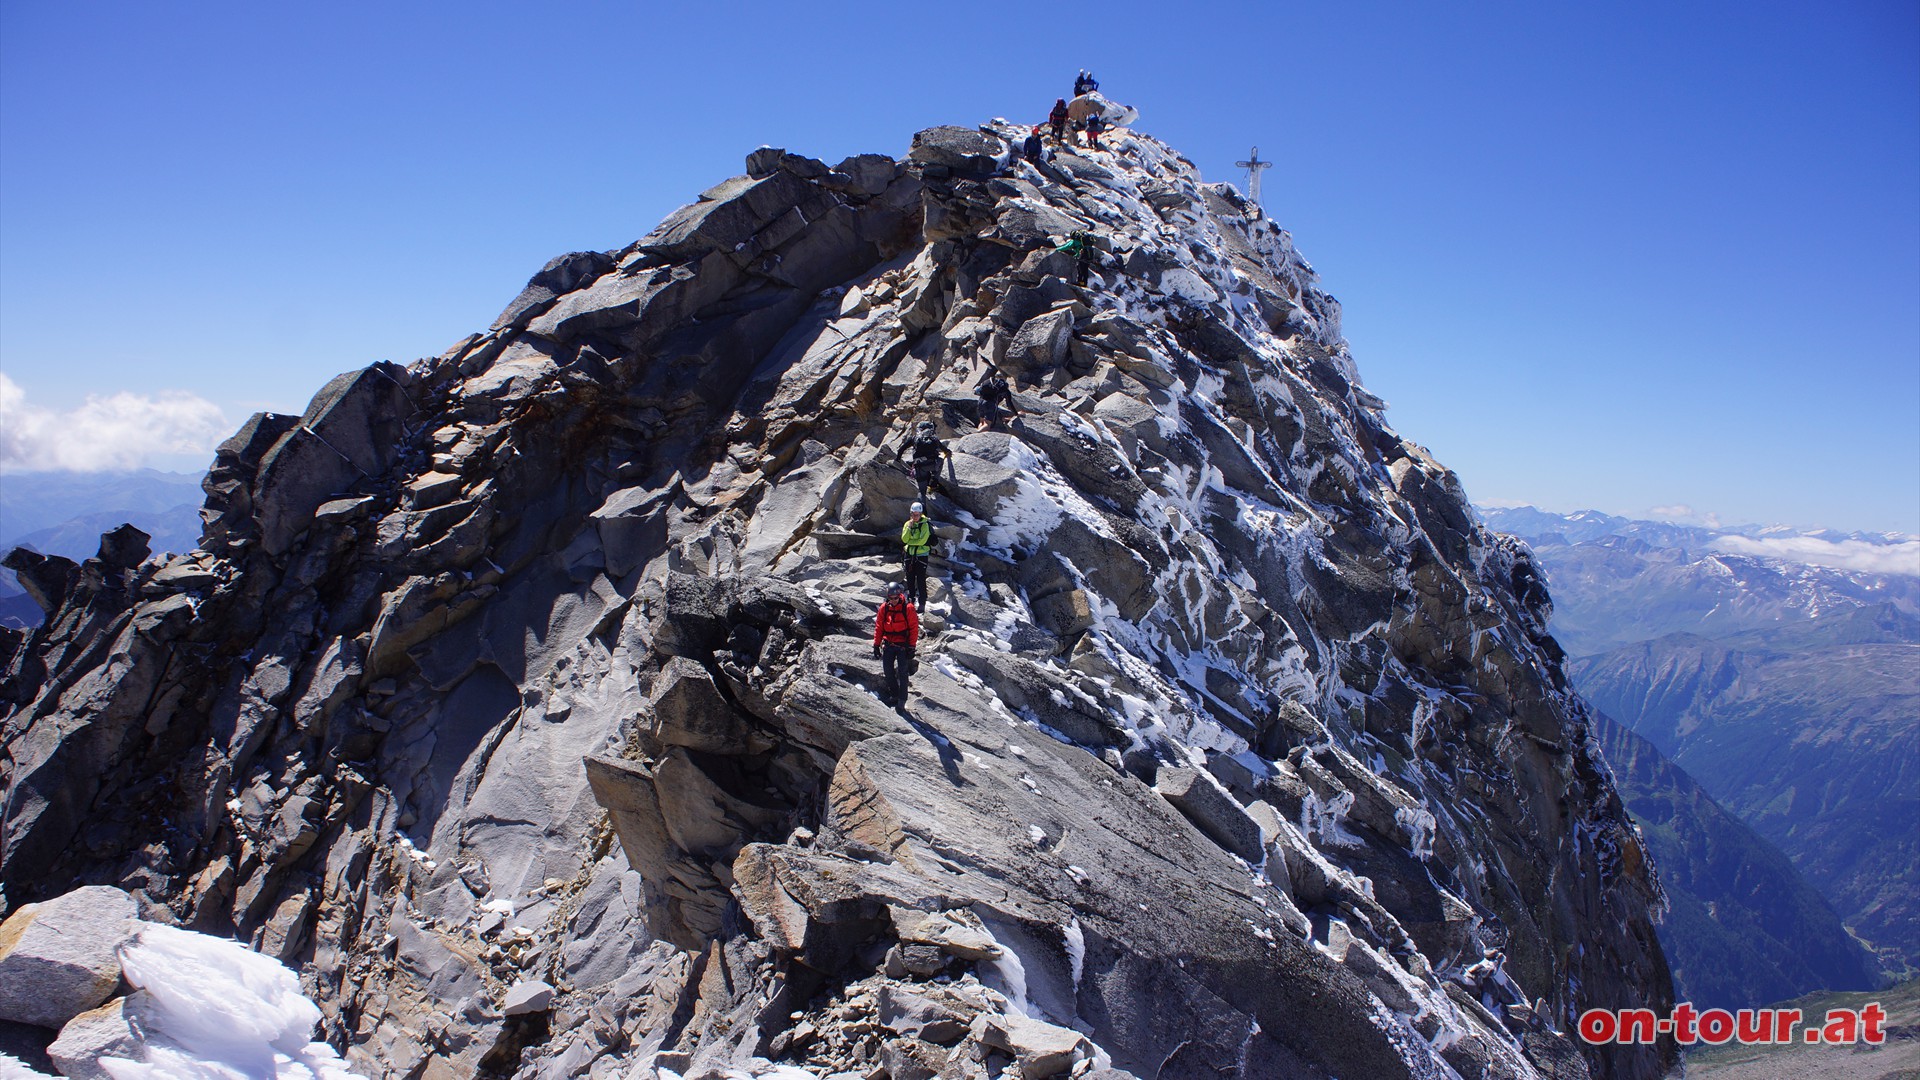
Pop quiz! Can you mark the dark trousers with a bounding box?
[911,461,938,496]
[881,643,912,703]
[904,554,928,607]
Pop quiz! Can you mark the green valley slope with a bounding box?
[1574,606,1920,974]
[1592,713,1883,1005]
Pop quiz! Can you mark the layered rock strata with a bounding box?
[0,119,1673,1079]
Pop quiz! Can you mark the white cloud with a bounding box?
[1647,504,1720,528]
[0,373,228,472]
[1710,535,1920,577]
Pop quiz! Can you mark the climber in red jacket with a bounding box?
[872,582,920,706]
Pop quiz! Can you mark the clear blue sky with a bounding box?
[3,1,1916,533]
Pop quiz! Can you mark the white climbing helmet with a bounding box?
[910,502,924,514]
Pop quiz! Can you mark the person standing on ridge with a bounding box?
[1074,70,1099,96]
[1084,111,1105,150]
[901,420,951,498]
[872,582,920,706]
[901,501,934,608]
[1049,98,1070,144]
[977,369,1017,429]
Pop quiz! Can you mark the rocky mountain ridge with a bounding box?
[2,119,1671,1079]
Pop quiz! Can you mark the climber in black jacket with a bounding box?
[1048,99,1070,144]
[977,370,1017,429]
[898,420,951,498]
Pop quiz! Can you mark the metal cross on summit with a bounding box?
[1236,146,1272,208]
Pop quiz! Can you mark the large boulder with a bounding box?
[492,250,615,331]
[252,362,415,555]
[647,656,753,753]
[1006,306,1074,371]
[1156,766,1264,861]
[908,126,1008,174]
[1,549,77,615]
[832,153,900,196]
[0,887,137,1029]
[972,1012,1091,1079]
[47,993,152,1080]
[639,170,817,261]
[1065,92,1139,128]
[94,524,151,571]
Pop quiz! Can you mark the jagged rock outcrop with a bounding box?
[1,118,1674,1079]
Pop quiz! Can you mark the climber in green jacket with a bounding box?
[900,501,933,608]
[1058,230,1098,287]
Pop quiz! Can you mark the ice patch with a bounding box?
[1064,917,1085,994]
[0,1053,51,1079]
[982,936,1031,1017]
[395,834,435,870]
[1396,805,1437,861]
[101,922,366,1079]
[1302,786,1360,848]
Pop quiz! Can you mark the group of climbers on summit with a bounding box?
[1046,69,1113,151]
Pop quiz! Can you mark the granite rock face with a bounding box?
[0,123,1673,1079]
[0,886,138,1030]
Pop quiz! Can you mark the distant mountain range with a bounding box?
[1478,506,1920,657]
[1487,505,1918,985]
[0,469,207,627]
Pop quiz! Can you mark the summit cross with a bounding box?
[1236,146,1272,208]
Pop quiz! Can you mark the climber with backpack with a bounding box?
[900,420,951,498]
[1084,111,1106,150]
[1057,230,1099,287]
[1049,99,1070,144]
[901,501,934,608]
[872,582,920,706]
[976,369,1017,429]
